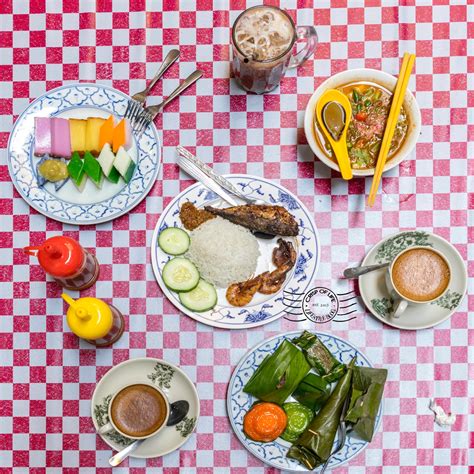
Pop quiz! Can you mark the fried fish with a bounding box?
[204,204,299,237]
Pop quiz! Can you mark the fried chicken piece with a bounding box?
[180,202,215,231]
[204,204,299,237]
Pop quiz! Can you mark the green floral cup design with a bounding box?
[375,231,432,263]
[148,362,175,389]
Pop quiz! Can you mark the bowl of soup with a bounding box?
[304,68,421,177]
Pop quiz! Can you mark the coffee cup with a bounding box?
[385,246,451,318]
[98,383,169,440]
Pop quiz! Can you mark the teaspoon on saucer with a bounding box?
[108,400,190,467]
[343,262,389,279]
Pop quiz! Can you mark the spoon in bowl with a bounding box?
[315,89,353,180]
[108,400,190,467]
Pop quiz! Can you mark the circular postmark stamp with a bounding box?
[302,287,340,324]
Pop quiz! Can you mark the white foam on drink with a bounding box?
[234,7,293,61]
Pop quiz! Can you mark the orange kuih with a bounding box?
[99,115,115,150]
[112,118,131,153]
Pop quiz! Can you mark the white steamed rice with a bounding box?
[186,216,260,288]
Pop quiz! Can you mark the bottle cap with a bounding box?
[62,293,113,340]
[24,236,84,277]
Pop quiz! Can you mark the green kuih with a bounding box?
[287,358,355,470]
[292,331,346,380]
[83,151,103,188]
[344,366,387,442]
[292,373,330,411]
[280,402,314,443]
[243,340,310,405]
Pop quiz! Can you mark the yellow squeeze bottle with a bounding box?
[61,294,124,347]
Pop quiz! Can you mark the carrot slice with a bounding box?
[243,402,287,442]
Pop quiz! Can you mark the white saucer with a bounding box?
[359,231,467,330]
[91,358,199,459]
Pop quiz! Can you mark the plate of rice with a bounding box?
[151,175,320,329]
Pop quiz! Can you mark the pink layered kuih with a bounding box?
[51,117,71,158]
[34,117,52,156]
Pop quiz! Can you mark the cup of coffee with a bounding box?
[231,5,318,94]
[385,246,451,318]
[98,383,169,440]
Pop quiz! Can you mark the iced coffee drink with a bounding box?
[231,5,317,94]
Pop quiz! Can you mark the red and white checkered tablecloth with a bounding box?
[0,0,472,472]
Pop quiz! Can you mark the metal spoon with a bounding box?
[343,262,389,279]
[108,400,190,467]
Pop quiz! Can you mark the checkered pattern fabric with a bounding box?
[0,0,472,472]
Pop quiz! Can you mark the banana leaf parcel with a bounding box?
[287,358,355,469]
[292,331,345,380]
[344,366,387,442]
[243,340,311,405]
[292,373,330,411]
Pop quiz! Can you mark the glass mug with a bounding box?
[231,5,318,94]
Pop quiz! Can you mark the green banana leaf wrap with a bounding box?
[292,373,330,411]
[292,331,345,378]
[287,358,355,469]
[243,340,311,405]
[344,366,387,442]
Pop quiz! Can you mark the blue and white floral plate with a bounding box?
[91,358,199,459]
[7,83,161,225]
[359,231,467,330]
[151,175,320,329]
[227,331,381,471]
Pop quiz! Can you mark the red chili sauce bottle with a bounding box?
[24,236,100,291]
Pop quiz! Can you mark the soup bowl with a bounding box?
[304,68,421,177]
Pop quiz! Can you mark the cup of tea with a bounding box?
[231,5,318,94]
[98,383,169,440]
[385,246,451,318]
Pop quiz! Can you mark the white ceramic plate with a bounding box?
[304,68,421,177]
[359,231,467,330]
[227,331,382,471]
[151,175,320,329]
[91,358,199,459]
[7,83,161,225]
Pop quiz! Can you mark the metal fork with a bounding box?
[134,70,203,137]
[177,153,238,206]
[320,394,352,474]
[176,145,259,205]
[124,49,180,128]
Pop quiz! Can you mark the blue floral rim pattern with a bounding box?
[7,83,161,225]
[151,175,320,329]
[227,331,382,472]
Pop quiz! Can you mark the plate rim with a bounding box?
[359,230,468,330]
[90,357,200,459]
[7,81,161,226]
[150,174,321,329]
[226,330,381,472]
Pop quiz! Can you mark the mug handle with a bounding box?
[98,422,114,435]
[392,299,408,318]
[288,26,318,69]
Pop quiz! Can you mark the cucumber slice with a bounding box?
[179,279,217,312]
[162,257,199,292]
[158,227,190,255]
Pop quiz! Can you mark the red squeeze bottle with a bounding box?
[24,236,100,291]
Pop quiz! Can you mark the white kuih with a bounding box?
[186,217,260,288]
